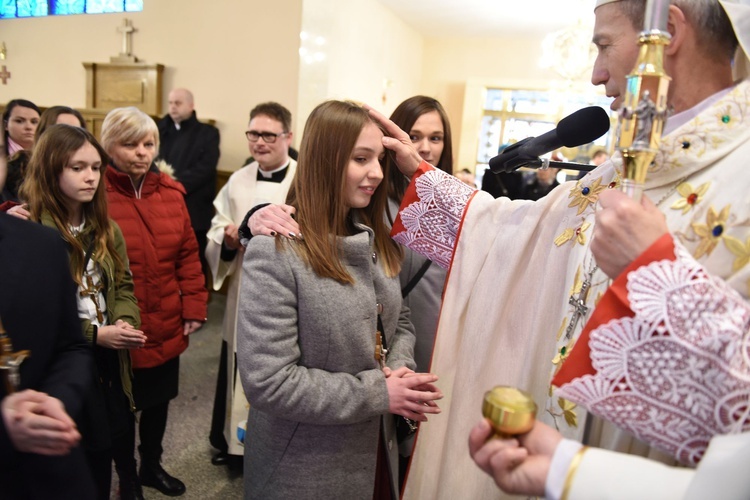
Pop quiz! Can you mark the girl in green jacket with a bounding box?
[16,124,146,500]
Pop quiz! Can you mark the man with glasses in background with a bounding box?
[205,102,296,470]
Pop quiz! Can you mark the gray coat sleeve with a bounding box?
[237,238,391,426]
[385,303,417,371]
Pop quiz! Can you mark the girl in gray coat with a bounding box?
[237,100,442,500]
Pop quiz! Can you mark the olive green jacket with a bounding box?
[41,212,140,410]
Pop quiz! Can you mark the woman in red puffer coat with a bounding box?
[101,107,208,498]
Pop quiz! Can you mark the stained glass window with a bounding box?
[0,0,142,18]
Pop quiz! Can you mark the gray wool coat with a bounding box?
[237,224,416,500]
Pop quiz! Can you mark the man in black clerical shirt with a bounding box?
[158,88,220,282]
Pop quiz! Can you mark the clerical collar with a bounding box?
[174,122,181,131]
[258,161,290,183]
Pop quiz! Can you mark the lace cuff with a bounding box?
[556,239,750,465]
[391,161,475,268]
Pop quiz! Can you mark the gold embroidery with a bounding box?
[724,235,750,272]
[671,181,710,214]
[569,266,583,297]
[555,228,575,247]
[692,205,731,258]
[554,222,591,247]
[558,398,578,428]
[556,316,567,342]
[552,338,575,367]
[568,177,606,215]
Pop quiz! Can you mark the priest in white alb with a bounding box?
[206,102,297,464]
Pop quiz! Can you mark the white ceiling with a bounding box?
[375,0,596,38]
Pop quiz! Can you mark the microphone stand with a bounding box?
[520,159,596,172]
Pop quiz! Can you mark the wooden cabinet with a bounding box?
[83,62,164,116]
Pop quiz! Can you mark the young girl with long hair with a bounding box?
[382,96,454,484]
[17,124,145,499]
[237,100,442,499]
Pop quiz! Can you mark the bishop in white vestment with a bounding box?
[379,1,750,497]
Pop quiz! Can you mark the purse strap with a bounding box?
[401,259,432,298]
[82,237,95,270]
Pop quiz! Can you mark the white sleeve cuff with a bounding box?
[545,439,584,500]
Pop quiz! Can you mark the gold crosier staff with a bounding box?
[482,0,673,435]
[617,0,672,201]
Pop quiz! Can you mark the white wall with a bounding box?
[0,0,303,171]
[296,0,423,140]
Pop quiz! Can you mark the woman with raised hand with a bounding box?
[237,100,442,499]
[15,124,145,499]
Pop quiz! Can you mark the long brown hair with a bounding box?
[285,100,402,283]
[35,106,87,142]
[386,96,453,202]
[19,124,123,286]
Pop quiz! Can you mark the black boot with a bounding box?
[118,475,145,500]
[116,462,145,500]
[139,457,186,497]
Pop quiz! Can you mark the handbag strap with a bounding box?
[401,259,432,298]
[83,237,96,270]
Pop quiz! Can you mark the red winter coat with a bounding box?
[106,164,208,369]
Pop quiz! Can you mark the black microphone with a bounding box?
[489,106,610,173]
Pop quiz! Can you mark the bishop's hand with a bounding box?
[592,189,668,279]
[365,105,424,178]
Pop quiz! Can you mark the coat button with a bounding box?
[372,252,377,264]
[376,303,383,314]
[388,439,393,450]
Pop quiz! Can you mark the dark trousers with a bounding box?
[2,447,96,500]
[195,229,209,289]
[85,410,137,500]
[209,340,229,453]
[138,400,169,460]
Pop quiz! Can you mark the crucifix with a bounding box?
[117,18,136,57]
[563,276,592,341]
[0,318,30,394]
[80,274,105,324]
[0,66,10,85]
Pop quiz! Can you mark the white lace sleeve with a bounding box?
[392,169,475,268]
[556,241,750,466]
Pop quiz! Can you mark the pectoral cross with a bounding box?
[375,331,388,370]
[0,318,30,394]
[564,278,592,341]
[80,274,104,324]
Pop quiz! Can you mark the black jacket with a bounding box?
[0,214,95,498]
[158,111,220,232]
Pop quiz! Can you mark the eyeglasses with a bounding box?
[245,131,288,143]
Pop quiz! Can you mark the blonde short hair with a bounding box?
[100,106,159,154]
